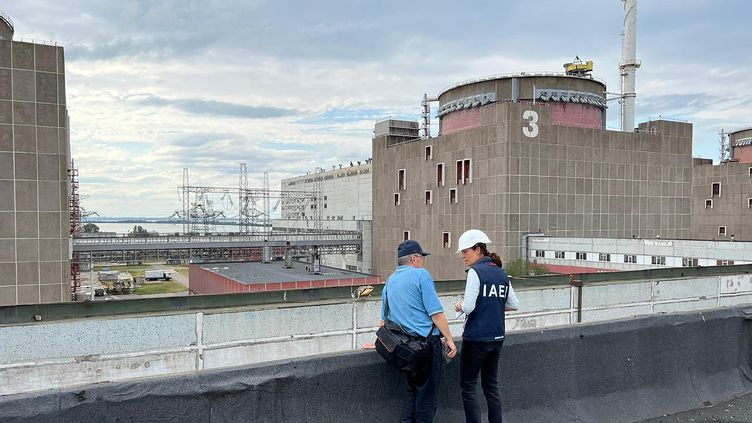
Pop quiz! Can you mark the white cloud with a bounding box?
[4,0,751,216]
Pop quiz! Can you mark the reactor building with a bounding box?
[0,11,71,306]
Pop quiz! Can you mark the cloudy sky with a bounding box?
[6,1,751,217]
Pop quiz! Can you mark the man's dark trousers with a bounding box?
[400,336,443,423]
[460,340,504,423]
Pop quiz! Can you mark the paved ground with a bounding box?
[641,393,752,422]
[82,265,190,301]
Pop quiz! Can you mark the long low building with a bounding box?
[189,260,379,295]
[526,236,752,273]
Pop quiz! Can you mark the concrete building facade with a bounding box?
[372,73,693,280]
[690,159,752,241]
[279,162,372,273]
[280,161,371,223]
[526,236,752,272]
[0,13,71,305]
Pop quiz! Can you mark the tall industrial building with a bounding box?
[0,12,71,305]
[690,128,752,241]
[372,73,694,280]
[279,162,373,273]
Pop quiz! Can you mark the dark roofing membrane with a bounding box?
[198,261,371,285]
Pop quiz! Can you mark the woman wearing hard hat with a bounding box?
[454,229,519,423]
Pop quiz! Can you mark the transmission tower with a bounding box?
[313,167,323,232]
[263,172,271,234]
[239,163,250,233]
[182,168,190,234]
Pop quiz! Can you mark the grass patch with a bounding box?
[133,281,188,295]
[175,267,189,278]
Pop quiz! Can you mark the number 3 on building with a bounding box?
[522,110,539,138]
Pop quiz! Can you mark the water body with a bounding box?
[92,222,243,235]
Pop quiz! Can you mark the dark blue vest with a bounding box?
[463,256,509,342]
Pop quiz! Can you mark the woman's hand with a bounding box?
[454,301,463,312]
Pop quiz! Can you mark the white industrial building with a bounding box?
[526,236,752,273]
[277,161,372,273]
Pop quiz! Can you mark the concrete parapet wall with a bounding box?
[2,273,752,396]
[1,307,750,422]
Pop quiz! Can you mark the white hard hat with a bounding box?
[456,229,492,253]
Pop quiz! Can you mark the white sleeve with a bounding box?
[461,269,480,314]
[506,281,520,310]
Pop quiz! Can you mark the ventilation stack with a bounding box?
[620,0,641,132]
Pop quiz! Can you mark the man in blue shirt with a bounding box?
[381,240,457,423]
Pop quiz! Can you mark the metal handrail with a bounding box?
[437,72,607,98]
[0,10,13,33]
[72,232,362,245]
[14,37,59,47]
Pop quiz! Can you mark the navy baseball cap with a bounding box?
[397,240,431,258]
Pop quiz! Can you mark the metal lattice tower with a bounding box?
[68,159,81,299]
[239,163,250,233]
[719,129,730,162]
[263,172,271,234]
[313,167,323,232]
[182,168,190,234]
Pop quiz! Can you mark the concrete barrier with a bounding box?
[3,272,752,396]
[1,306,750,422]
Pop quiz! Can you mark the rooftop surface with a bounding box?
[198,260,372,285]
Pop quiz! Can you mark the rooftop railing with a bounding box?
[437,72,607,98]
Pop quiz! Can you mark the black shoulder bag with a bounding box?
[375,287,435,382]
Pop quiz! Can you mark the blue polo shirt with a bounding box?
[381,265,444,337]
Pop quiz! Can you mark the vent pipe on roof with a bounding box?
[619,0,640,132]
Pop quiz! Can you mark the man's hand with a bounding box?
[445,338,457,359]
[454,301,463,312]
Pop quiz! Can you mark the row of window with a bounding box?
[403,230,452,249]
[397,159,473,191]
[535,250,736,266]
[394,189,459,206]
[704,198,752,209]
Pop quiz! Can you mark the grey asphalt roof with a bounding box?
[198,260,371,285]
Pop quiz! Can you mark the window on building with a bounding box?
[323,196,327,200]
[599,253,611,262]
[624,255,637,263]
[576,252,587,260]
[398,169,406,191]
[535,250,545,258]
[651,256,666,265]
[394,193,400,206]
[437,163,445,187]
[749,167,752,178]
[717,260,735,266]
[456,159,473,185]
[555,251,565,259]
[682,257,699,267]
[425,190,433,205]
[324,204,327,209]
[442,232,451,249]
[719,226,726,237]
[403,231,410,241]
[425,145,433,160]
[705,199,713,209]
[449,188,458,204]
[748,198,752,209]
[712,182,721,197]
